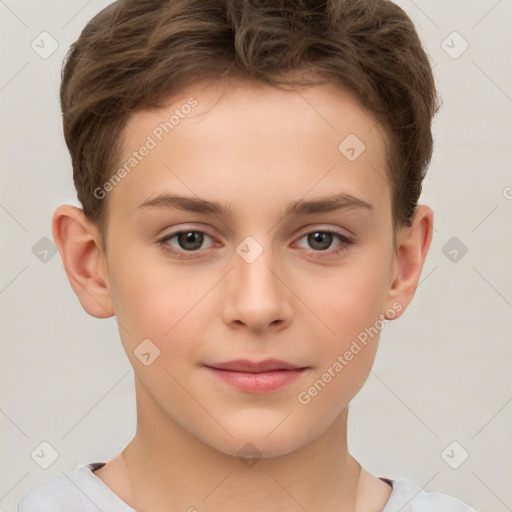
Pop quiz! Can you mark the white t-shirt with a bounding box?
[17,462,478,511]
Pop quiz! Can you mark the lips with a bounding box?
[206,359,305,373]
[204,359,309,393]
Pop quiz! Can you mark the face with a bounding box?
[100,79,400,458]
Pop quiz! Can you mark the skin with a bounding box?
[53,78,433,512]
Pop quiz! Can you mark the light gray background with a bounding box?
[1,1,511,511]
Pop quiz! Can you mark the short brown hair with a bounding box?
[60,0,440,241]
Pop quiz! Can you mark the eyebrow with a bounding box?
[137,192,373,217]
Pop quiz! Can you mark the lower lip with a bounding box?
[205,367,307,393]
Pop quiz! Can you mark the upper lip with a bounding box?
[205,359,306,373]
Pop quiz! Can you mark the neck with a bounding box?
[120,378,363,512]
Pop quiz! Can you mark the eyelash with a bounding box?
[157,228,353,259]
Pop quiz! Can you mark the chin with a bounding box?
[197,415,322,461]
[208,435,304,461]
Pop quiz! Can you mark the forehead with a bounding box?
[108,78,391,223]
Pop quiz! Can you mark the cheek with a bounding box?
[108,253,215,355]
[292,250,393,394]
[292,275,387,425]
[298,255,392,345]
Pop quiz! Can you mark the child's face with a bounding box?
[100,79,404,457]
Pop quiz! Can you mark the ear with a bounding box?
[384,205,434,319]
[52,205,114,318]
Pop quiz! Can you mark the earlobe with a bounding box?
[52,205,114,319]
[385,205,434,319]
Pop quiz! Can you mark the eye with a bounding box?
[295,230,353,255]
[158,230,215,256]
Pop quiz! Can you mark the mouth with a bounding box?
[204,359,309,393]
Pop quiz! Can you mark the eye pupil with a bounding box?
[308,232,333,250]
[178,231,204,250]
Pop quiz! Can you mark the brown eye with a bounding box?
[176,231,204,251]
[307,232,334,251]
[160,230,215,254]
[294,229,353,257]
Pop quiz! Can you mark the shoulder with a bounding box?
[383,478,478,512]
[16,473,83,512]
[16,463,109,512]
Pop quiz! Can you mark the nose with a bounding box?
[221,243,293,334]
